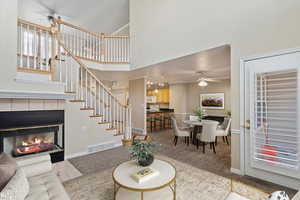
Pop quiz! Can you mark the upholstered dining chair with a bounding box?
[196,120,219,153]
[216,118,232,145]
[171,117,191,146]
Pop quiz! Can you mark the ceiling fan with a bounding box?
[196,71,221,87]
[29,0,74,25]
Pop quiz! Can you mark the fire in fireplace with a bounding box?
[14,135,56,156]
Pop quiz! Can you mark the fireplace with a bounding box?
[0,110,64,163]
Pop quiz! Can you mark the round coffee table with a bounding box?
[112,159,176,200]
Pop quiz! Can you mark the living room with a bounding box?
[1,0,300,200]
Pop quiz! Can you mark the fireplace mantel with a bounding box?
[0,89,74,99]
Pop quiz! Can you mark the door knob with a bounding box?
[242,119,250,130]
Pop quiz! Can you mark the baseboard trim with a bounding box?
[230,167,243,175]
[65,141,122,160]
[65,151,88,160]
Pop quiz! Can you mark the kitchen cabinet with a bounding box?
[147,88,169,103]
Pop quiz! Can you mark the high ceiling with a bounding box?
[92,45,231,84]
[18,0,129,34]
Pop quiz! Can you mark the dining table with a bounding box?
[183,119,219,145]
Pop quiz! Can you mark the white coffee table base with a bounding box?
[116,186,174,200]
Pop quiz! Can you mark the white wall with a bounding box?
[169,80,230,116]
[64,102,122,157]
[169,83,188,113]
[186,80,231,116]
[130,0,300,169]
[129,78,146,133]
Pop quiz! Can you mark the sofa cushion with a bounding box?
[0,168,29,200]
[292,191,300,200]
[225,192,250,200]
[25,171,70,200]
[0,153,17,191]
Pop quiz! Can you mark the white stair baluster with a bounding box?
[80,67,83,100]
[98,83,101,116]
[45,31,49,71]
[85,70,88,107]
[20,23,23,68]
[101,87,104,122]
[110,96,112,128]
[33,27,37,69]
[26,25,30,69]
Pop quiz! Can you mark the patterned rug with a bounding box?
[63,155,268,200]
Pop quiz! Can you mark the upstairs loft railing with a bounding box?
[54,18,130,64]
[17,18,130,79]
[17,19,55,78]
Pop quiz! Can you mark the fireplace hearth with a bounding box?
[0,110,64,163]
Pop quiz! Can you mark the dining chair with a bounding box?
[171,117,191,146]
[216,118,232,145]
[196,120,219,153]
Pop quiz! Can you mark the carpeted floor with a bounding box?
[68,129,297,198]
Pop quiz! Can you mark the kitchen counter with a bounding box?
[147,109,174,114]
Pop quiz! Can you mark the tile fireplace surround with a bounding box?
[0,90,72,162]
[0,98,65,111]
[0,89,73,111]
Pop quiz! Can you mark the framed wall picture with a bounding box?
[200,93,225,109]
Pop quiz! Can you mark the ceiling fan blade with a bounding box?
[33,0,75,19]
[204,78,221,82]
[35,0,56,15]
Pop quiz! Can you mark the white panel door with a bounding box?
[244,51,300,189]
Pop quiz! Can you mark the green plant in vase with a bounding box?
[193,107,206,121]
[130,141,155,167]
[225,110,231,117]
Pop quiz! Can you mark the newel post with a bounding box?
[122,105,132,147]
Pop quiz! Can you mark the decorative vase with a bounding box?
[138,154,154,167]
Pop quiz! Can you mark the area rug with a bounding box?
[64,155,234,200]
[53,160,82,182]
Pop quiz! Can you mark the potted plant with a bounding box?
[225,110,231,118]
[193,107,206,121]
[130,141,155,167]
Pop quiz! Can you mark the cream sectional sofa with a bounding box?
[0,154,69,200]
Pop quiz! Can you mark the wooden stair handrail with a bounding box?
[56,35,128,108]
[54,18,129,39]
[17,18,51,32]
[54,18,101,38]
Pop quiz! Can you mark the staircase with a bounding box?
[16,18,132,143]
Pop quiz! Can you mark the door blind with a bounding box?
[254,69,299,170]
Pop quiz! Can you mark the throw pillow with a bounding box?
[0,168,29,200]
[0,153,17,191]
[268,191,290,200]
